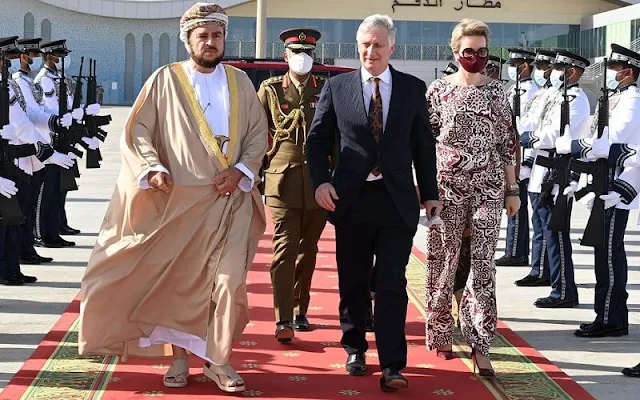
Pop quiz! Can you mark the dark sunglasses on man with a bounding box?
[460,47,489,59]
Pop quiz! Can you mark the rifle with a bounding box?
[536,67,574,232]
[83,59,111,168]
[569,59,611,248]
[513,64,523,179]
[0,43,35,225]
[56,55,85,191]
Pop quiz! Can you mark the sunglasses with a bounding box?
[460,47,489,59]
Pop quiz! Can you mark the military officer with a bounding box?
[524,50,591,308]
[257,28,327,343]
[556,44,640,337]
[495,48,538,267]
[513,49,557,287]
[34,39,82,248]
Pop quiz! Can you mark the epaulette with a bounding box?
[315,75,327,81]
[261,75,284,87]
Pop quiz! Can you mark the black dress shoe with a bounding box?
[275,321,294,343]
[380,368,408,392]
[514,275,550,287]
[293,315,310,331]
[35,238,62,248]
[36,255,53,263]
[0,275,24,286]
[622,363,640,378]
[60,225,80,235]
[346,353,367,376]
[534,296,578,308]
[574,322,628,337]
[495,255,529,266]
[55,237,76,247]
[18,273,37,284]
[19,255,41,265]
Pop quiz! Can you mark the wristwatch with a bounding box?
[506,182,519,191]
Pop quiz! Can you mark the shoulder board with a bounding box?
[261,75,284,86]
[315,75,327,81]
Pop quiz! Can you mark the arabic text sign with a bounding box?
[392,0,502,13]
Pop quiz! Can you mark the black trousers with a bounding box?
[593,208,629,327]
[18,170,45,257]
[334,180,415,371]
[36,165,62,241]
[0,225,21,279]
[60,191,69,228]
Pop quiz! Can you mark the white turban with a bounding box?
[179,2,229,45]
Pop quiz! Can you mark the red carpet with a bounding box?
[1,223,594,399]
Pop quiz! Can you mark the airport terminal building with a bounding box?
[1,0,638,104]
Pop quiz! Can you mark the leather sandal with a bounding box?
[163,358,189,388]
[204,362,246,393]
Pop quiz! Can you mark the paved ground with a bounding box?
[0,106,638,399]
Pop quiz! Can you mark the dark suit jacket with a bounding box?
[306,65,438,228]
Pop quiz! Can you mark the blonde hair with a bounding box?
[450,18,491,54]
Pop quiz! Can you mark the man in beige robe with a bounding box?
[78,3,268,393]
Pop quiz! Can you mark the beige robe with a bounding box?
[78,62,268,365]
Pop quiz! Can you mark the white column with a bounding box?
[256,0,267,58]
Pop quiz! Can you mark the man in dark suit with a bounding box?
[306,14,440,392]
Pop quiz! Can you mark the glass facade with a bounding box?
[227,16,580,62]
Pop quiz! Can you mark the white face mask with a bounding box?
[533,68,547,87]
[55,56,71,72]
[507,66,518,82]
[31,56,42,70]
[550,69,564,89]
[606,68,621,90]
[288,52,314,75]
[9,58,20,74]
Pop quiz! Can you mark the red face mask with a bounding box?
[458,55,488,74]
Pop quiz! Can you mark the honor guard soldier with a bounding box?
[524,50,591,308]
[484,55,504,80]
[14,37,71,264]
[34,39,82,248]
[257,28,327,343]
[513,49,557,287]
[556,43,640,337]
[441,62,458,76]
[495,48,538,267]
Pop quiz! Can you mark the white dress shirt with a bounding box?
[361,66,392,181]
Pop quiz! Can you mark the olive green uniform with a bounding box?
[257,72,327,324]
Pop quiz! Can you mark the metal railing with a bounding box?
[224,41,579,65]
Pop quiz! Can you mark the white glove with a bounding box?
[71,107,84,121]
[592,128,611,159]
[519,165,531,180]
[1,124,18,142]
[85,103,100,116]
[0,177,18,199]
[563,181,579,199]
[89,137,101,149]
[81,137,99,150]
[45,151,74,169]
[67,152,79,160]
[600,192,622,209]
[555,131,573,155]
[59,113,72,128]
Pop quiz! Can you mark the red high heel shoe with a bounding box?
[471,347,496,379]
